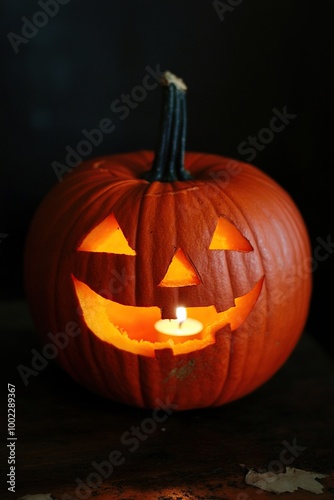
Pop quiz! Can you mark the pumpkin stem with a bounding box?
[144,71,192,182]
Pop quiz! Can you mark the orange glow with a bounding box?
[77,213,136,255]
[158,248,201,287]
[73,275,264,357]
[209,216,253,252]
[154,307,204,343]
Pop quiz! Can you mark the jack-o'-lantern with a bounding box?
[24,72,312,410]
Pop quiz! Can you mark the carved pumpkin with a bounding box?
[24,72,312,410]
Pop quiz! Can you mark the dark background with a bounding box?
[1,1,333,353]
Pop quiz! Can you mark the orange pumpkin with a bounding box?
[24,72,312,410]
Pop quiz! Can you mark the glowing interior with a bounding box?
[73,275,264,356]
[77,213,136,255]
[158,248,201,287]
[209,216,253,252]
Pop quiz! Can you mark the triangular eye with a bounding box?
[158,248,201,287]
[77,213,136,255]
[209,216,253,252]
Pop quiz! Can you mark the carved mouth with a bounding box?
[72,275,264,356]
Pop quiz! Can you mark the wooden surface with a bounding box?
[1,301,334,500]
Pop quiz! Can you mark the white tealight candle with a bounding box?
[155,307,203,343]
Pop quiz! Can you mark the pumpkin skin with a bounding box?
[24,149,312,410]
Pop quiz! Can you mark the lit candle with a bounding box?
[155,307,203,343]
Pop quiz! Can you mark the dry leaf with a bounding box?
[245,467,328,494]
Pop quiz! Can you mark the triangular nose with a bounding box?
[158,248,201,287]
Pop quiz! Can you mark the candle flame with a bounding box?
[176,307,187,325]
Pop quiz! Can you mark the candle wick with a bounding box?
[178,320,184,329]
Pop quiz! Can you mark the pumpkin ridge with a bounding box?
[212,182,265,297]
[51,178,144,379]
[133,179,167,310]
[207,179,271,400]
[218,181,282,397]
[209,328,234,407]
